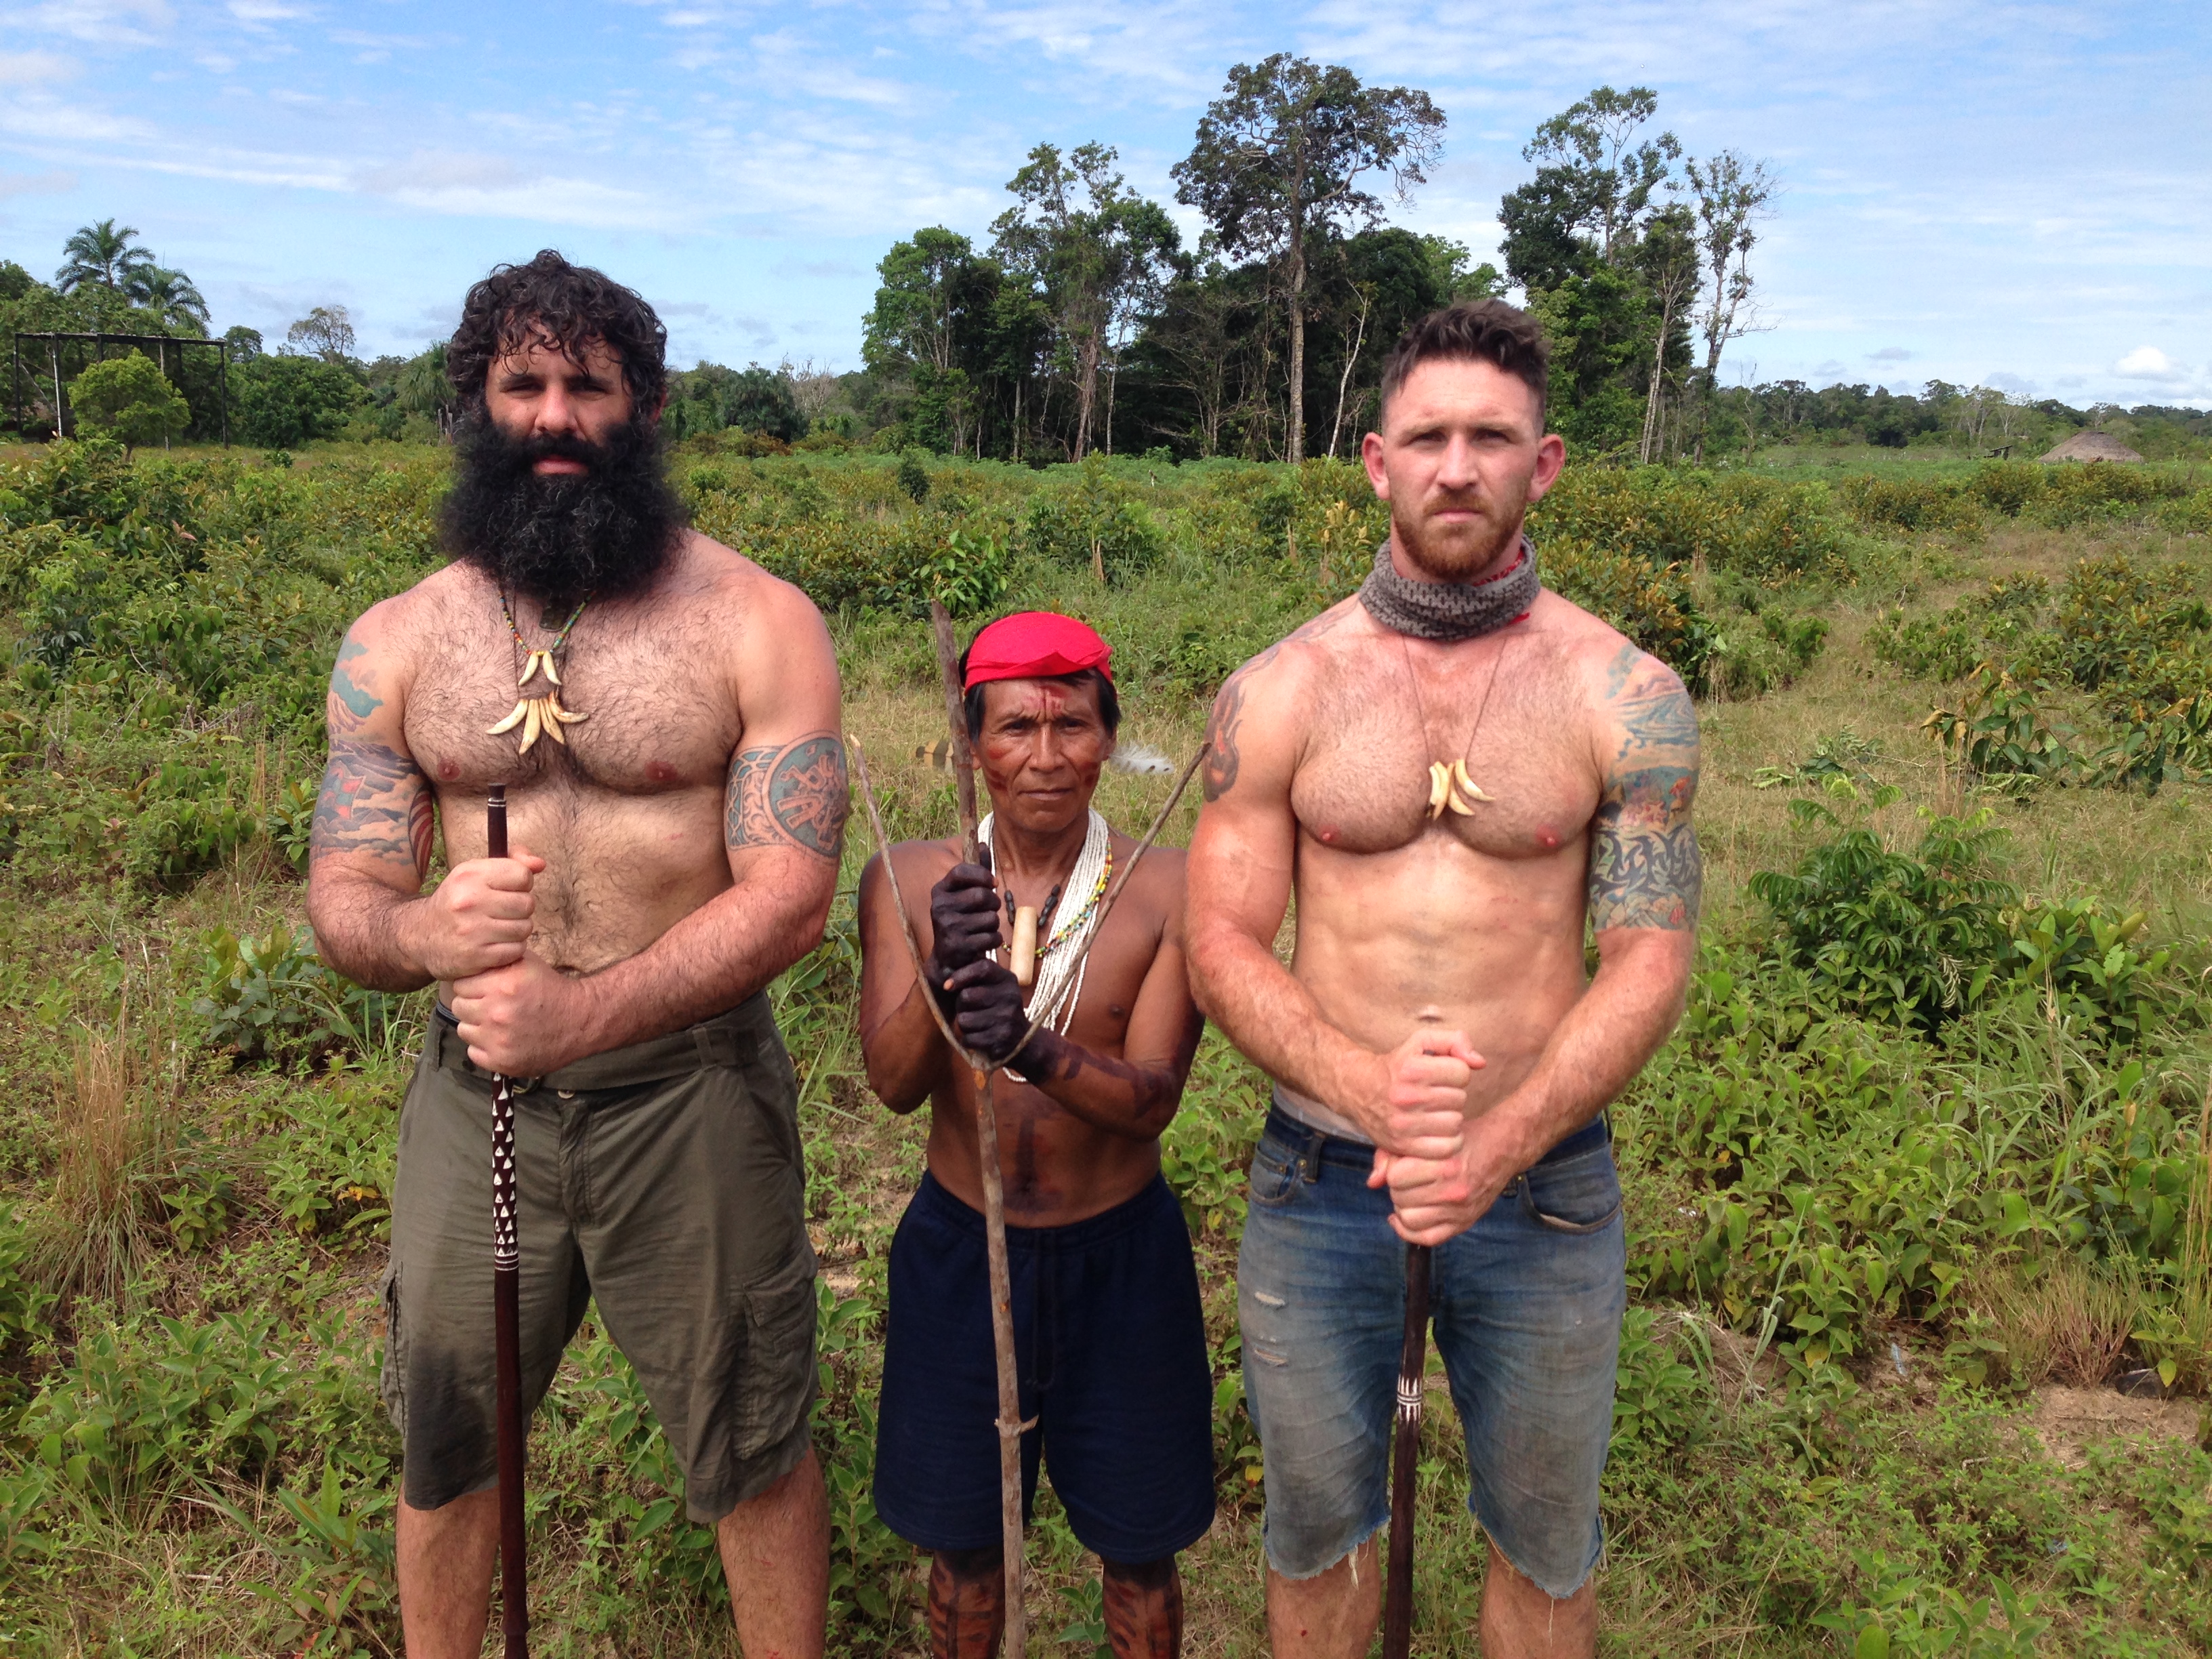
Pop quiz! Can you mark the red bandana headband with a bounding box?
[963,611,1113,689]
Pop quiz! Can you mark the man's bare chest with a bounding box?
[1290,644,1599,860]
[405,620,743,797]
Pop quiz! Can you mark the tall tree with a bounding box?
[863,228,999,452]
[1523,86,1678,264]
[1633,205,1700,462]
[1683,150,1777,461]
[993,143,1179,460]
[56,219,155,293]
[127,266,210,331]
[286,305,358,363]
[1172,54,1443,463]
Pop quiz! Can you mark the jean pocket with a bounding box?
[1248,1141,1302,1209]
[1519,1151,1624,1234]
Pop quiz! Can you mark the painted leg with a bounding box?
[396,1488,498,1659]
[928,1545,1007,1659]
[1101,1554,1183,1659]
[1478,1540,1595,1659]
[1263,1536,1381,1659]
[717,1448,830,1659]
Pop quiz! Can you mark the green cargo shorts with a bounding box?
[380,992,817,1523]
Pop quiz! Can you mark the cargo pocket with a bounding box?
[1520,1151,1624,1235]
[734,1253,818,1460]
[377,1262,407,1433]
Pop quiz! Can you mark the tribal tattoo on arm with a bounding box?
[1586,647,1702,930]
[726,733,851,860]
[311,630,434,880]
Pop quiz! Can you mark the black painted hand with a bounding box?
[926,852,1003,1012]
[942,959,1054,1078]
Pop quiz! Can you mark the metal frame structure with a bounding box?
[9,330,230,445]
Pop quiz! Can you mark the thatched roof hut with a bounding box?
[2041,430,2144,463]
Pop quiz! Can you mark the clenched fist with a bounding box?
[403,842,546,983]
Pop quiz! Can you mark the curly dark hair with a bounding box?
[445,249,668,413]
[1377,298,1551,426]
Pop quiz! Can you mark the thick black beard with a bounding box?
[441,409,688,609]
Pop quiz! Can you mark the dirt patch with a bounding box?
[2029,1384,2204,1469]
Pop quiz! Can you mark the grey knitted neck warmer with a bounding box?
[1357,535,1541,642]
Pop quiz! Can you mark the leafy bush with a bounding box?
[1024,455,1166,584]
[1748,794,2015,1031]
[230,355,367,449]
[2026,552,2210,704]
[192,923,419,1068]
[1531,468,1853,586]
[25,1311,294,1500]
[68,354,191,451]
[1710,610,1830,699]
[895,449,930,504]
[1836,474,1984,537]
[125,752,261,888]
[1544,537,1717,690]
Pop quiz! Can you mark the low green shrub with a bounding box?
[192,923,419,1068]
[1544,537,1717,689]
[1024,455,1166,585]
[1836,474,1984,537]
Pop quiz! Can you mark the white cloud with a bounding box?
[7,1,169,46]
[1868,346,1913,362]
[0,50,79,84]
[2112,345,2190,384]
[0,167,76,198]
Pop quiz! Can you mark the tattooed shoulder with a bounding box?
[312,736,433,877]
[728,733,850,859]
[1603,649,1698,762]
[1587,763,1701,930]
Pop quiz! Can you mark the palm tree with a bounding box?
[56,219,156,293]
[127,266,211,331]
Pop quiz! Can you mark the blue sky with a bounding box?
[3,0,2207,407]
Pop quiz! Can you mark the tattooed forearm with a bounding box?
[1587,764,1702,930]
[726,733,850,859]
[312,736,432,876]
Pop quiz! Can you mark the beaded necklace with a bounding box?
[486,594,592,755]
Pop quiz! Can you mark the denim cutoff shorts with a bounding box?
[1237,1101,1626,1597]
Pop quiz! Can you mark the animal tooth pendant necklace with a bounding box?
[487,593,592,755]
[1402,629,1513,819]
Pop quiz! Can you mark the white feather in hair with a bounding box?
[1108,742,1174,775]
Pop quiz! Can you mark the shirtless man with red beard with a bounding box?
[1187,301,1701,1659]
[306,251,845,1658]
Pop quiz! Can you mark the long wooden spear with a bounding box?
[1382,1242,1433,1659]
[485,784,529,1659]
[924,599,1030,1659]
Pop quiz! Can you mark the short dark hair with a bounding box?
[1376,299,1551,427]
[447,249,669,415]
[956,643,1122,743]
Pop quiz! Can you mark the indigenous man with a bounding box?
[858,612,1214,1659]
[1185,300,1700,1659]
[306,251,845,1659]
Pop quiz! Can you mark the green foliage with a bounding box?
[1532,465,1853,586]
[125,752,261,888]
[1024,455,1166,584]
[230,355,367,448]
[1543,537,1717,689]
[895,448,931,504]
[1748,792,2015,1031]
[192,924,419,1069]
[265,777,319,871]
[257,1071,399,1240]
[68,354,192,451]
[1837,474,1987,537]
[26,1311,293,1502]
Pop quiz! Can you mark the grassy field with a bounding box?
[1,436,2210,1656]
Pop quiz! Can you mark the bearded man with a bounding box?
[857,612,1214,1659]
[1185,300,1700,1659]
[306,250,844,1658]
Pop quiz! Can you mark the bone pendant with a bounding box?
[1009,905,1040,988]
[1446,759,1495,814]
[518,649,562,689]
[1427,761,1452,819]
[488,689,590,753]
[487,700,529,736]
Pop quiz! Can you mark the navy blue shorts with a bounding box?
[874,1170,1216,1562]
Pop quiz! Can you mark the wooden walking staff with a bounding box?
[927,598,1033,1659]
[484,785,530,1659]
[1382,1242,1434,1659]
